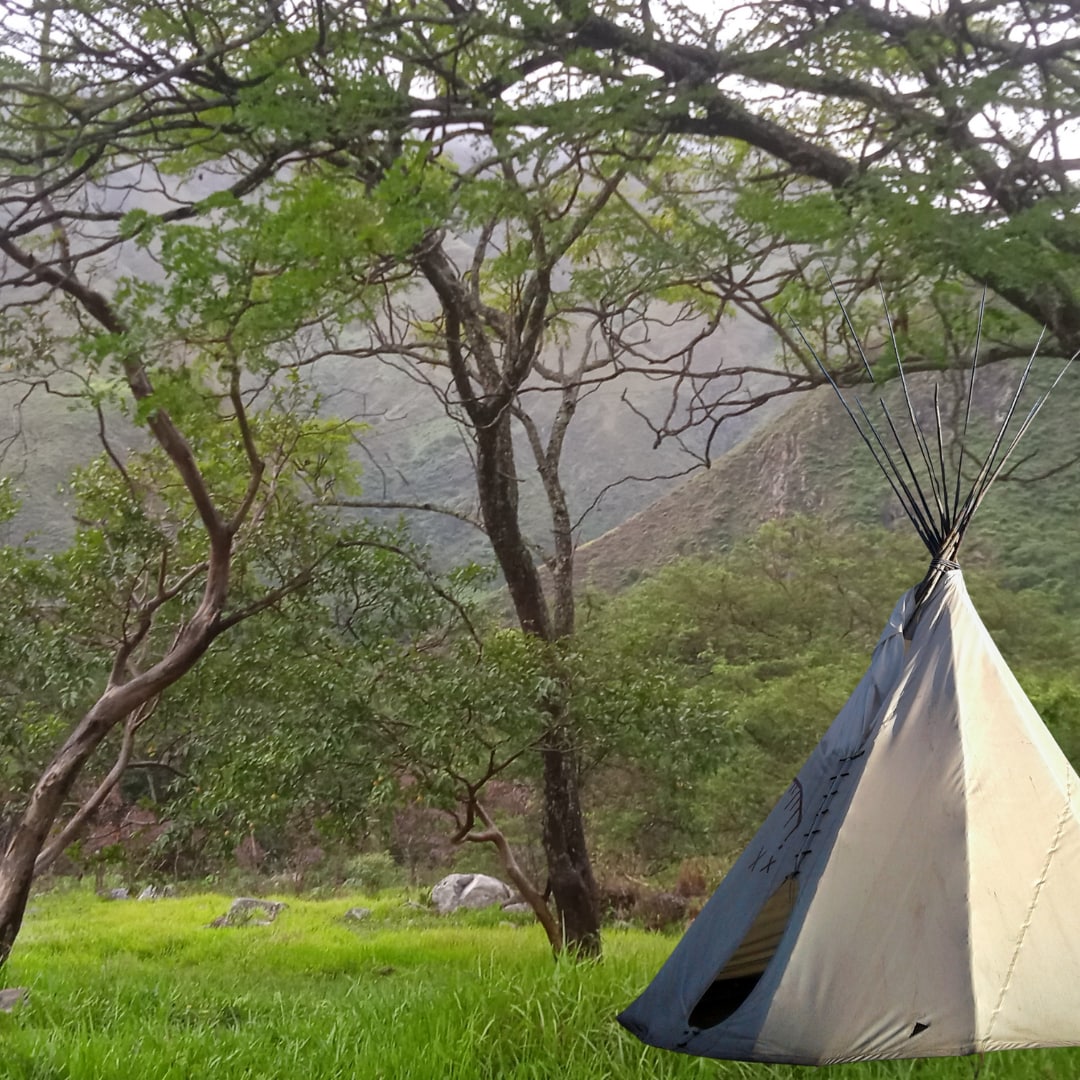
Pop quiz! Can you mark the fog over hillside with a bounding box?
[314,307,787,568]
[0,302,789,567]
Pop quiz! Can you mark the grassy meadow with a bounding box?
[0,890,1078,1079]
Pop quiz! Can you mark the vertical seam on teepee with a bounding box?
[985,773,1071,1037]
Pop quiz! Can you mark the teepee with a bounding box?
[618,302,1077,1065]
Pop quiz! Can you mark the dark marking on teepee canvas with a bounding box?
[782,780,804,842]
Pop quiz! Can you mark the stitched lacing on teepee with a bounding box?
[986,773,1072,1036]
[792,751,866,877]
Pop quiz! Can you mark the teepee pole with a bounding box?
[879,287,949,529]
[952,290,986,522]
[793,319,939,548]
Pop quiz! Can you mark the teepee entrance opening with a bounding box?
[689,877,799,1029]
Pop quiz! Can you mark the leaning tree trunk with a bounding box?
[0,562,227,969]
[0,694,129,966]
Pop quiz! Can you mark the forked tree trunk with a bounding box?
[0,586,225,969]
[419,242,603,957]
[33,701,153,878]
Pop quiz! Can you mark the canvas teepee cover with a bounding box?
[618,312,1077,1065]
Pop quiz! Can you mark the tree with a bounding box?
[0,0,445,966]
[362,624,570,947]
[318,120,787,952]
[93,526,480,880]
[0,355,390,962]
[316,1,1077,451]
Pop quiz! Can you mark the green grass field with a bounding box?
[1,889,1078,1079]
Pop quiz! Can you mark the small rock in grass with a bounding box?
[208,897,287,929]
[138,885,176,901]
[344,907,372,922]
[99,888,129,901]
[502,901,532,915]
[0,988,28,1013]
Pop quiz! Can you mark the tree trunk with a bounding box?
[463,801,564,953]
[541,725,601,957]
[473,412,552,638]
[33,702,152,878]
[419,240,603,957]
[473,416,602,955]
[0,870,33,972]
[0,598,223,969]
[0,702,118,966]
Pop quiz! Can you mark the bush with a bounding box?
[634,890,688,931]
[343,851,405,893]
[673,858,709,898]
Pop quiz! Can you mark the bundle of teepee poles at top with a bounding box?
[793,288,1073,619]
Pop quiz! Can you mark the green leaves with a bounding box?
[136,526,485,849]
[107,160,452,384]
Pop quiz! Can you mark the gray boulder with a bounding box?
[0,988,27,1013]
[431,873,512,914]
[99,888,129,901]
[208,897,287,928]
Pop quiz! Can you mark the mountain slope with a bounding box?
[575,357,1080,608]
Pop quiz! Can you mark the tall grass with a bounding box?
[0,890,1076,1079]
